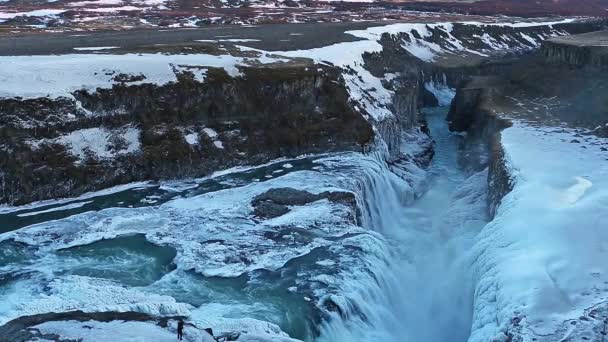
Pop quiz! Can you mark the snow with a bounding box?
[520,33,540,47]
[73,46,119,51]
[202,128,219,139]
[197,38,261,43]
[33,318,296,342]
[82,6,140,12]
[184,133,199,145]
[201,128,224,148]
[465,18,577,28]
[0,9,65,20]
[68,0,123,6]
[52,126,141,161]
[0,275,192,326]
[233,19,568,122]
[469,122,608,341]
[271,39,392,121]
[34,320,184,342]
[0,53,257,99]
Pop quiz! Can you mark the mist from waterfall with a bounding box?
[318,107,489,342]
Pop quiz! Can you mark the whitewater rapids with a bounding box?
[319,107,489,342]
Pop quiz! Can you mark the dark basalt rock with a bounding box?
[253,187,320,206]
[251,187,357,219]
[252,201,290,219]
[0,65,374,205]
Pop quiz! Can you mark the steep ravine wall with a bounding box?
[447,30,608,341]
[542,30,608,68]
[446,77,513,218]
[0,65,373,205]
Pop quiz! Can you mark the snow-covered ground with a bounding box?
[0,52,283,99]
[469,122,608,341]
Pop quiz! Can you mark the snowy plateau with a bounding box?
[0,15,607,342]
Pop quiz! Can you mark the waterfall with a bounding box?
[425,74,456,107]
[318,107,489,342]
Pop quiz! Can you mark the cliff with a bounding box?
[543,30,608,68]
[0,63,373,205]
[1,19,607,205]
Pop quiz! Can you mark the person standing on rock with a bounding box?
[177,319,184,341]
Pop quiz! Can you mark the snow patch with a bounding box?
[73,46,119,51]
[54,126,141,161]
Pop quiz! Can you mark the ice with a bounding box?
[16,201,93,217]
[469,122,608,341]
[424,80,455,106]
[0,181,152,215]
[317,107,489,342]
[560,176,592,206]
[33,319,222,342]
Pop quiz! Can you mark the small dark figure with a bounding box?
[177,320,184,341]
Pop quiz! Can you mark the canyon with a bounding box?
[0,15,607,342]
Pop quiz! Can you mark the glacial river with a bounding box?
[0,107,489,341]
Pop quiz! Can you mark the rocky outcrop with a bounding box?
[251,187,357,219]
[0,65,373,205]
[447,76,513,217]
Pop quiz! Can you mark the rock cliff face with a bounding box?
[447,76,513,217]
[543,30,608,68]
[0,65,373,205]
[447,26,608,217]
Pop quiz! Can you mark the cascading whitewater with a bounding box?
[317,107,490,342]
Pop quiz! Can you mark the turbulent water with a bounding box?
[319,107,489,342]
[0,107,490,341]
